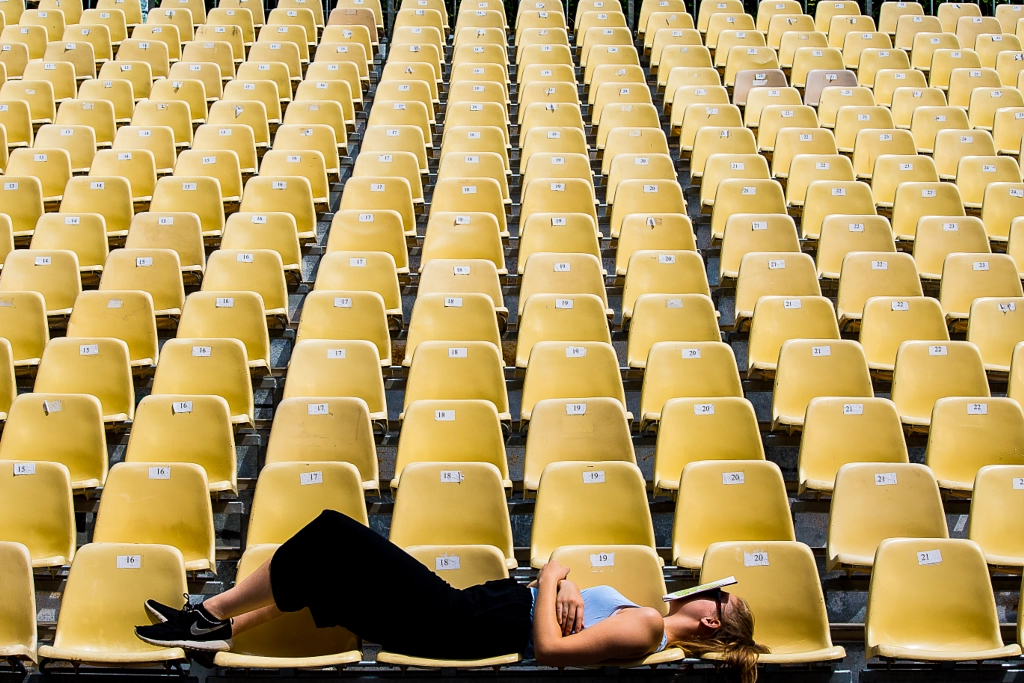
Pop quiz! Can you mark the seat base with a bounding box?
[706,646,847,664]
[375,651,521,669]
[867,644,1021,661]
[213,650,362,669]
[38,645,187,665]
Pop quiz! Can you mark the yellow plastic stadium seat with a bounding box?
[719,214,800,282]
[891,341,990,429]
[402,340,509,421]
[354,152,423,205]
[34,337,133,422]
[940,253,1023,327]
[37,122,98,174]
[296,290,390,366]
[618,249,708,321]
[652,397,764,498]
[956,155,1023,210]
[264,397,378,492]
[92,462,214,571]
[193,124,256,175]
[315,252,402,319]
[404,293,501,367]
[609,179,685,240]
[772,339,874,431]
[828,462,947,571]
[0,394,107,490]
[327,209,407,270]
[872,70,929,107]
[859,296,949,373]
[733,252,820,331]
[151,338,253,425]
[865,538,1021,661]
[518,253,609,317]
[700,541,846,664]
[521,178,598,229]
[0,176,44,238]
[932,129,996,181]
[710,179,787,243]
[247,462,368,547]
[672,460,795,569]
[626,294,720,368]
[910,105,968,154]
[90,149,156,203]
[177,291,270,371]
[222,211,301,274]
[66,291,157,367]
[518,214,602,273]
[283,340,386,424]
[215,543,362,669]
[639,341,742,428]
[913,216,990,280]
[208,101,269,150]
[37,543,188,667]
[890,181,965,241]
[798,397,909,495]
[0,459,75,567]
[0,249,81,316]
[531,461,653,568]
[6,148,71,203]
[616,216,697,278]
[418,258,506,320]
[925,397,1024,492]
[517,293,611,368]
[124,395,235,494]
[239,176,317,243]
[339,175,416,237]
[747,296,840,377]
[968,464,1024,569]
[59,176,133,237]
[202,249,289,322]
[30,213,107,274]
[815,215,896,280]
[836,252,923,329]
[520,340,626,423]
[966,297,1024,373]
[0,541,37,664]
[0,291,48,367]
[98,248,184,317]
[394,400,509,489]
[522,397,634,496]
[391,462,515,568]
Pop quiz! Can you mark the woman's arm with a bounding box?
[532,562,663,667]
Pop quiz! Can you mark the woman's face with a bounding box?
[667,591,738,637]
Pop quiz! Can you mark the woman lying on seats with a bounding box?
[136,510,767,681]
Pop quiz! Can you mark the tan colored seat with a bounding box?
[151,338,253,424]
[926,396,1024,492]
[639,341,742,429]
[651,396,764,498]
[733,251,820,331]
[282,340,386,425]
[520,341,626,423]
[771,339,874,431]
[891,341,990,429]
[531,461,654,568]
[700,541,846,664]
[265,397,379,493]
[0,459,75,567]
[672,460,794,569]
[865,538,1022,662]
[968,464,1024,569]
[827,462,947,571]
[859,296,949,373]
[836,252,923,329]
[67,290,157,367]
[798,396,909,494]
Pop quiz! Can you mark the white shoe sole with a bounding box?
[145,602,171,623]
[136,633,232,653]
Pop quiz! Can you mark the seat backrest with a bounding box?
[93,462,214,570]
[0,393,106,490]
[390,461,514,565]
[828,462,947,570]
[701,541,836,655]
[151,337,253,423]
[0,541,36,659]
[248,462,367,545]
[49,543,187,655]
[520,341,625,421]
[282,339,386,416]
[772,339,874,428]
[639,341,743,423]
[967,464,1024,568]
[891,341,991,426]
[35,336,134,421]
[798,396,909,495]
[866,538,1006,657]
[925,397,1024,491]
[0,460,75,566]
[265,396,378,490]
[673,460,794,568]
[67,290,158,366]
[402,340,509,416]
[394,399,508,486]
[531,461,653,568]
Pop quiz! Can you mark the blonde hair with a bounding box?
[670,596,769,683]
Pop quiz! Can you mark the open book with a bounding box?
[662,576,737,602]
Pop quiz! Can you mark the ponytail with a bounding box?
[670,596,769,683]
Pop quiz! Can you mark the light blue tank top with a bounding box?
[526,585,669,658]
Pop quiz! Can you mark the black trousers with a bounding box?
[269,510,533,659]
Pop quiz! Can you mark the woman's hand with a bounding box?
[555,579,584,635]
[537,560,570,587]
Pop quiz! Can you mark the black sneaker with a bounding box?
[135,599,232,652]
